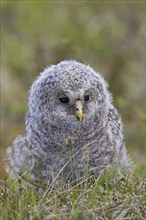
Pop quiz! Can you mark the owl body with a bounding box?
[7,60,129,186]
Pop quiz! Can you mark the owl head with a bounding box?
[29,60,111,122]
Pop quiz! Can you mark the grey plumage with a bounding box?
[7,60,130,186]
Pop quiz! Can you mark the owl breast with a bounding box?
[26,111,116,183]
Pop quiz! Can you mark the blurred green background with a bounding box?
[0,1,145,178]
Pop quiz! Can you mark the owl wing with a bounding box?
[6,136,33,178]
[108,106,129,169]
[108,106,123,139]
[6,135,46,186]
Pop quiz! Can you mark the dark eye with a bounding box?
[84,94,90,102]
[59,97,69,104]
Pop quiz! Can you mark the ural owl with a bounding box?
[7,60,130,187]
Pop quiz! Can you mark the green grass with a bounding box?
[0,167,146,220]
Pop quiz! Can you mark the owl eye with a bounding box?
[59,97,69,104]
[84,94,90,102]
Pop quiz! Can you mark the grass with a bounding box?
[0,166,146,220]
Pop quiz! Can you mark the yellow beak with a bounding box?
[75,100,83,121]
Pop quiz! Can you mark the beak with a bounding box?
[75,100,83,121]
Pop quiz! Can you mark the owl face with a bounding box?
[54,88,97,121]
[29,60,110,122]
